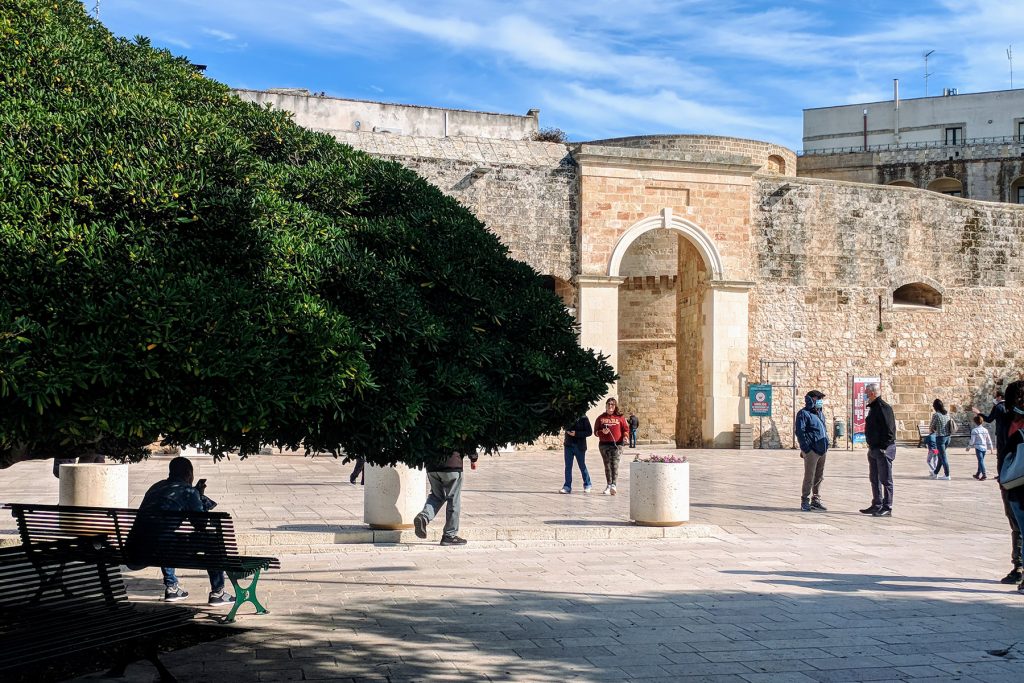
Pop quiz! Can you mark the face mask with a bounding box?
[814,400,824,409]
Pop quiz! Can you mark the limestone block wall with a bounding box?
[578,166,759,282]
[588,135,797,176]
[751,176,1024,446]
[799,143,1024,203]
[677,239,708,447]
[618,276,678,443]
[335,131,577,281]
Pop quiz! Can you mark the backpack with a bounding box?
[1001,429,1024,490]
[946,415,957,436]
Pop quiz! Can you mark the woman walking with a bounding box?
[967,414,994,480]
[929,398,954,480]
[594,397,629,495]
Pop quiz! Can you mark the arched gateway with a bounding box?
[573,136,795,447]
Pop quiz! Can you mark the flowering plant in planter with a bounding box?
[634,454,688,463]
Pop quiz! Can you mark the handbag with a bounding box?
[1000,429,1024,490]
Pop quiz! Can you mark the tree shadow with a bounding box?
[111,571,1024,681]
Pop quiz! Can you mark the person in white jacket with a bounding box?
[967,414,995,481]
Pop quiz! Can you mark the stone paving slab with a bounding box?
[3,446,1023,681]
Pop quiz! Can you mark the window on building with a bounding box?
[893,283,942,310]
[927,177,964,196]
[1013,176,1024,204]
[765,155,786,174]
[944,127,963,145]
[1018,121,1024,141]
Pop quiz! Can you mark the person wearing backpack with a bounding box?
[998,382,1024,594]
[997,381,1024,586]
[929,398,954,480]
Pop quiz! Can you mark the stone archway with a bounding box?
[579,209,750,447]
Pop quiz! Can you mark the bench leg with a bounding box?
[225,568,269,623]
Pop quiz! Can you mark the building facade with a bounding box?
[242,89,1024,448]
[799,88,1024,203]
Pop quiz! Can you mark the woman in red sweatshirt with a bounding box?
[594,397,630,495]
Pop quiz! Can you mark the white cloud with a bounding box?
[201,28,238,42]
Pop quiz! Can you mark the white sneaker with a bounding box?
[583,486,592,493]
[610,485,617,496]
[602,486,611,495]
[559,486,570,494]
[937,475,950,480]
[929,473,938,479]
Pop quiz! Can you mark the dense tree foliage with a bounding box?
[0,0,614,468]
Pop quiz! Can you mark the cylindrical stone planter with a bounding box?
[629,461,689,526]
[363,463,427,530]
[58,463,130,508]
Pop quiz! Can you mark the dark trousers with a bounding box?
[932,435,951,476]
[1002,487,1022,569]
[349,457,365,484]
[867,445,895,508]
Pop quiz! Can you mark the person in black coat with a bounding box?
[861,382,896,517]
[560,415,593,494]
[995,383,1024,584]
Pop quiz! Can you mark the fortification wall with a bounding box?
[798,143,1024,203]
[334,131,578,282]
[751,176,1024,446]
[589,135,797,176]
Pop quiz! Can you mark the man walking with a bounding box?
[560,415,593,494]
[984,385,1024,584]
[796,390,829,512]
[414,448,478,546]
[861,382,897,517]
[627,413,639,448]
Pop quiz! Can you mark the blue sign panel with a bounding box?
[749,384,773,417]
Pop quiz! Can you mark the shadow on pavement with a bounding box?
[139,575,1024,681]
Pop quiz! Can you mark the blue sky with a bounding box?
[92,1,1022,150]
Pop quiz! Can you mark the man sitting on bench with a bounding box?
[133,456,236,607]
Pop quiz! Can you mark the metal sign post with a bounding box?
[759,360,798,449]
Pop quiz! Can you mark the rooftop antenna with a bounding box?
[1009,46,1015,89]
[924,50,935,97]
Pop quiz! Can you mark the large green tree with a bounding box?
[0,0,614,468]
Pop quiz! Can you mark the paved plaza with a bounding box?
[2,446,1023,682]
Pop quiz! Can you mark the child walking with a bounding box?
[967,414,994,480]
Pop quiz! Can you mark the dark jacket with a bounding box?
[864,396,896,449]
[427,449,478,473]
[982,400,1011,465]
[564,415,593,451]
[795,395,829,455]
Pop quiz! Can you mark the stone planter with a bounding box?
[58,462,130,508]
[629,461,689,526]
[363,463,427,530]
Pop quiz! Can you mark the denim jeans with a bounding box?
[628,430,637,448]
[161,566,225,593]
[975,448,987,476]
[563,444,592,491]
[932,435,951,476]
[1009,499,1024,571]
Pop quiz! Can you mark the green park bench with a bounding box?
[5,503,279,623]
[0,536,193,681]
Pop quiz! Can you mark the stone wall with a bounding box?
[750,175,1024,446]
[798,142,1024,203]
[234,89,539,140]
[677,239,708,447]
[335,131,578,282]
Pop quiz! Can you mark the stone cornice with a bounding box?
[707,279,756,292]
[572,144,762,176]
